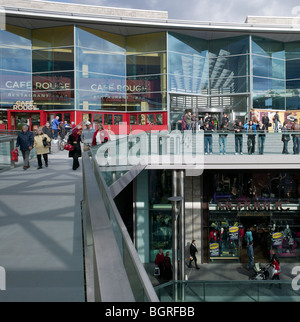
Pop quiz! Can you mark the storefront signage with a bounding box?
[218,200,296,212]
[209,243,219,257]
[272,232,283,246]
[13,100,38,110]
[229,226,239,240]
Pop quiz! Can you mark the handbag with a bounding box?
[10,148,19,162]
[64,143,74,151]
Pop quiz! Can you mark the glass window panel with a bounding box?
[155,114,163,125]
[126,32,166,54]
[76,27,125,53]
[168,74,209,94]
[210,76,249,94]
[93,114,102,124]
[114,114,123,124]
[32,26,74,49]
[286,80,300,109]
[130,115,137,125]
[0,70,32,91]
[77,48,125,76]
[104,114,112,125]
[77,90,126,110]
[147,114,154,124]
[209,55,249,81]
[168,52,209,78]
[252,55,285,79]
[32,48,74,72]
[209,36,249,56]
[78,73,125,93]
[285,42,300,60]
[126,75,163,93]
[286,59,300,80]
[33,72,74,91]
[0,25,31,48]
[33,90,74,108]
[127,92,166,111]
[0,89,33,108]
[168,32,208,57]
[0,47,32,73]
[252,36,285,59]
[127,52,166,76]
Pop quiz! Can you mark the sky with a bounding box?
[43,0,300,23]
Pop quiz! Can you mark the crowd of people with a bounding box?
[15,116,110,171]
[181,111,300,155]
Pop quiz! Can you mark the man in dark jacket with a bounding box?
[188,240,200,269]
[234,121,245,154]
[16,125,34,170]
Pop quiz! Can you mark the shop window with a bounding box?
[104,114,112,125]
[114,114,123,125]
[147,114,154,125]
[155,114,163,125]
[130,115,137,125]
[138,114,146,125]
[94,114,102,124]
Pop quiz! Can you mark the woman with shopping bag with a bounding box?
[33,127,51,169]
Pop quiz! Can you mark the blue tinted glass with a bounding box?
[0,70,31,91]
[127,93,166,111]
[127,53,165,76]
[78,72,125,93]
[168,32,208,57]
[0,48,32,73]
[210,36,249,56]
[33,72,74,91]
[168,52,209,78]
[126,75,163,93]
[285,42,300,59]
[252,55,285,79]
[77,48,125,76]
[0,28,31,48]
[253,77,285,91]
[76,27,125,53]
[210,76,249,93]
[286,59,300,79]
[286,80,300,109]
[209,55,249,78]
[168,74,209,94]
[252,36,285,59]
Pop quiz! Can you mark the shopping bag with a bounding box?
[154,266,160,276]
[64,143,74,151]
[11,148,19,162]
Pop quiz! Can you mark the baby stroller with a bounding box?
[59,130,71,151]
[249,263,273,280]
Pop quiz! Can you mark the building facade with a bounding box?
[1,1,300,266]
[2,1,300,133]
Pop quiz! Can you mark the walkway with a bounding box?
[0,150,85,302]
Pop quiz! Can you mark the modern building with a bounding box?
[1,1,300,272]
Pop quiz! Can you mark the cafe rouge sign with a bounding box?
[215,200,299,212]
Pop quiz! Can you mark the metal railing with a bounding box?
[81,152,159,302]
[155,280,300,302]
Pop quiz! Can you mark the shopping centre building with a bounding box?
[1,1,300,271]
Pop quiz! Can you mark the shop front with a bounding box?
[204,170,300,263]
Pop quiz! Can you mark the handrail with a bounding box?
[82,152,159,302]
[81,152,135,302]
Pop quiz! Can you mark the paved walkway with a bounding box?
[0,150,85,302]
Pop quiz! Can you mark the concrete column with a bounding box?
[184,173,203,263]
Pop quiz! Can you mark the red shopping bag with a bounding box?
[11,148,19,162]
[64,143,74,151]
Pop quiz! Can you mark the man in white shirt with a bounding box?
[81,121,95,151]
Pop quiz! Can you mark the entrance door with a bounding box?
[8,111,44,131]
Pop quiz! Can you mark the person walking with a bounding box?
[273,112,280,133]
[247,240,254,271]
[185,111,192,130]
[81,121,96,151]
[16,125,34,170]
[163,251,173,280]
[92,123,110,146]
[33,127,51,169]
[262,113,270,133]
[234,121,244,154]
[154,248,165,278]
[68,127,82,171]
[257,121,266,155]
[51,115,61,140]
[42,121,53,153]
[281,122,290,154]
[291,119,300,154]
[271,254,281,281]
[188,240,200,269]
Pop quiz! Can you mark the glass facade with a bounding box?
[2,22,300,128]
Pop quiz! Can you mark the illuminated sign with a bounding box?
[217,200,295,211]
